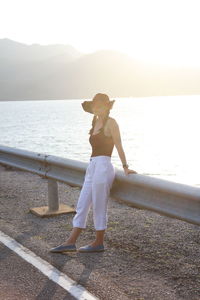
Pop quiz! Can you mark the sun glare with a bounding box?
[112,0,200,67]
[1,0,200,67]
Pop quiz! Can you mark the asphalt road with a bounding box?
[0,243,77,300]
[1,165,200,300]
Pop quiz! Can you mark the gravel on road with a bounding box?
[0,164,200,300]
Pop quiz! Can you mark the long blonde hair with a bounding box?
[89,110,110,135]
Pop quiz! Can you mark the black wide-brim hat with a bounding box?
[81,93,115,114]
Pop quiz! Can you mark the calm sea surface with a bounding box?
[0,95,200,187]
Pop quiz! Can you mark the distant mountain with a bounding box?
[0,38,200,100]
[0,38,82,62]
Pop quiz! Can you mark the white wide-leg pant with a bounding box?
[72,155,116,230]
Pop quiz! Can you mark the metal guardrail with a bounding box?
[0,145,200,225]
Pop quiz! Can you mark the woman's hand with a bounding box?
[124,167,137,176]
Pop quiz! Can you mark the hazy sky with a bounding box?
[1,0,200,66]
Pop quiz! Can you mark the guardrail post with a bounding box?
[30,178,76,218]
[48,179,59,211]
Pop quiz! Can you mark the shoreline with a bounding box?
[1,93,200,102]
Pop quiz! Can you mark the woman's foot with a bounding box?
[49,238,77,253]
[49,243,77,253]
[77,241,104,253]
[78,244,104,253]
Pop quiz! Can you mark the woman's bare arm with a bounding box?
[109,119,128,166]
[109,118,137,174]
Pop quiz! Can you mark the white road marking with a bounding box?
[0,230,98,300]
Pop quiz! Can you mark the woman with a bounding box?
[50,93,137,253]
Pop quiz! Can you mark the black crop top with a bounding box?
[89,124,114,157]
